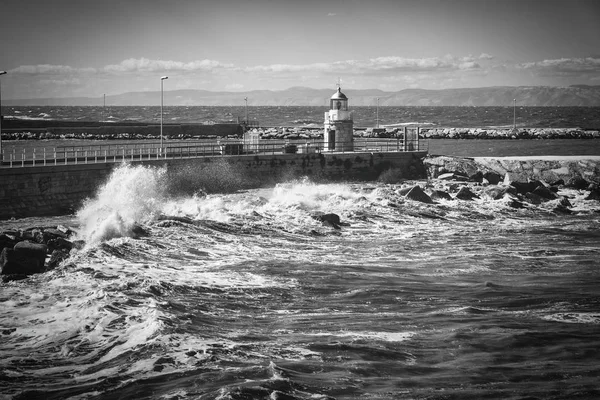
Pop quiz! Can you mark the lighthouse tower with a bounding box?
[324,85,354,151]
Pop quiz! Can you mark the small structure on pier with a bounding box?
[324,85,353,151]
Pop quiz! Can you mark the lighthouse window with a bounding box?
[336,101,342,110]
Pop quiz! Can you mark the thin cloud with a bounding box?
[517,57,600,76]
[10,64,96,75]
[104,58,234,73]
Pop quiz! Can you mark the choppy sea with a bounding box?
[3,105,600,129]
[2,106,600,399]
[1,161,600,399]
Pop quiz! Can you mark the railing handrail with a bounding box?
[0,138,428,168]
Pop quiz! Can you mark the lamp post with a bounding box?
[513,98,516,131]
[244,96,248,124]
[376,97,379,129]
[160,76,168,151]
[0,71,6,164]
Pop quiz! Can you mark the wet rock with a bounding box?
[483,185,516,200]
[469,171,484,183]
[42,228,69,242]
[585,189,600,201]
[311,213,342,229]
[0,234,19,252]
[525,192,546,205]
[532,186,559,200]
[483,171,503,185]
[1,242,48,275]
[47,237,75,252]
[509,180,541,195]
[46,249,69,270]
[565,177,589,190]
[429,189,452,201]
[438,172,469,181]
[404,186,434,204]
[455,186,480,200]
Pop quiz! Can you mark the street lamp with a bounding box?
[160,76,168,151]
[513,98,516,131]
[376,97,379,129]
[244,96,248,124]
[0,71,6,164]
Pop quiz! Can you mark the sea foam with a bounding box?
[76,164,167,244]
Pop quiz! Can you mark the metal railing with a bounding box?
[0,138,427,168]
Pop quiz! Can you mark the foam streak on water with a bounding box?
[1,164,600,399]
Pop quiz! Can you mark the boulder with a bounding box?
[43,228,69,241]
[455,186,480,200]
[483,171,503,185]
[311,213,343,229]
[510,181,540,195]
[47,249,69,270]
[469,171,484,183]
[565,177,589,190]
[438,172,469,182]
[483,185,516,200]
[429,189,452,201]
[404,186,434,204]
[0,234,18,252]
[525,192,546,205]
[532,186,559,200]
[1,242,48,275]
[585,189,600,201]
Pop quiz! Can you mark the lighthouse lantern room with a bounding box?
[324,85,354,152]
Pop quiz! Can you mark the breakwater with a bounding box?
[421,127,600,139]
[423,155,600,185]
[0,151,426,220]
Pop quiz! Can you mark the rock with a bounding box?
[438,172,469,181]
[0,234,19,252]
[404,186,434,204]
[42,228,68,243]
[550,179,565,187]
[47,237,75,252]
[585,189,600,201]
[397,186,413,196]
[532,186,559,200]
[46,249,69,270]
[429,189,452,201]
[454,186,480,200]
[483,171,503,185]
[483,185,516,200]
[525,192,546,205]
[469,171,484,183]
[1,242,48,275]
[565,177,589,190]
[510,181,540,195]
[312,213,341,225]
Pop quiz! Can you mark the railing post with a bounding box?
[22,149,25,167]
[33,148,36,166]
[416,127,420,151]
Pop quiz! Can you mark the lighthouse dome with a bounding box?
[330,87,348,100]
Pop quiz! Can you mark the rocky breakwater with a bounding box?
[413,155,600,213]
[421,127,600,139]
[0,225,85,282]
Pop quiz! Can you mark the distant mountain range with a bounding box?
[5,85,600,107]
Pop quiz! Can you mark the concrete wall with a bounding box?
[0,151,427,220]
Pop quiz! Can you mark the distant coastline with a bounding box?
[4,85,600,107]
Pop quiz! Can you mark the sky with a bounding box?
[0,0,599,100]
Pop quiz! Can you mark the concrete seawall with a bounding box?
[0,151,427,220]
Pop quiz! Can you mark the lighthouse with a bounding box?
[324,85,354,152]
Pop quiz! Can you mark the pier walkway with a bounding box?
[0,138,427,168]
